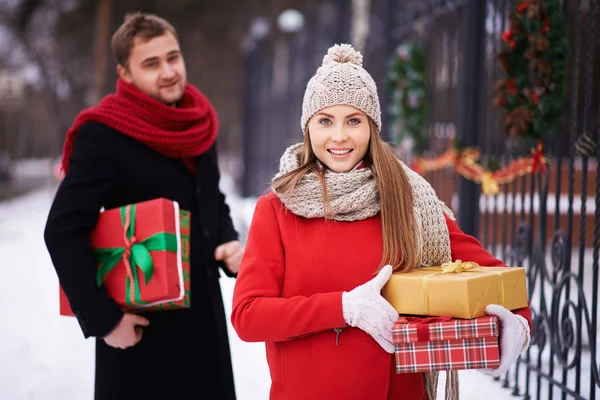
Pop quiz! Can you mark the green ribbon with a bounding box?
[94,204,179,306]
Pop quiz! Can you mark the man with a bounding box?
[44,12,242,400]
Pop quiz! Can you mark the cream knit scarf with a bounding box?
[272,143,460,400]
[273,144,380,221]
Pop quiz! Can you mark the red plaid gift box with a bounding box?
[393,316,500,373]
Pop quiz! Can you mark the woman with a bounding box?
[231,44,531,400]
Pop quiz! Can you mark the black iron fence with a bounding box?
[405,0,599,398]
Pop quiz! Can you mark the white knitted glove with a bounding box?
[342,265,399,354]
[480,304,531,377]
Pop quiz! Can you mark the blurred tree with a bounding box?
[0,0,93,158]
[90,0,111,105]
[14,0,43,32]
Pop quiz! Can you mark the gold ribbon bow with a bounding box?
[438,259,481,273]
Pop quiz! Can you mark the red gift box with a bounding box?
[60,198,191,316]
[392,316,500,373]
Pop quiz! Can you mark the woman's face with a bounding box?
[307,105,371,173]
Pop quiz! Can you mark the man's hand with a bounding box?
[103,313,150,350]
[214,240,244,274]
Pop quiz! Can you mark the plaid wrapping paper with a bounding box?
[393,316,501,373]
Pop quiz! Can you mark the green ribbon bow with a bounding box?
[94,204,179,306]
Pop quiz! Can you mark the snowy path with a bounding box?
[0,185,520,399]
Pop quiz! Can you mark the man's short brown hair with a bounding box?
[111,12,179,67]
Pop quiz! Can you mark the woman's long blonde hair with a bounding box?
[272,118,420,272]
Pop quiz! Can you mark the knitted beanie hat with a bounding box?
[301,43,381,134]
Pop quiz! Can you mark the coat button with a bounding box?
[202,228,210,238]
[206,269,213,279]
[196,187,202,195]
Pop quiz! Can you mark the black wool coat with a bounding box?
[44,121,238,400]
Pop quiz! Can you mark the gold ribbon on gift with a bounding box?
[419,260,505,317]
[438,259,481,273]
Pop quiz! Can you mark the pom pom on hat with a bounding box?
[322,43,363,67]
[301,43,381,134]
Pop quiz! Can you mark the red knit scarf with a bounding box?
[60,78,218,174]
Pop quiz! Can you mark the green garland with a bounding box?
[493,0,568,142]
[387,43,428,153]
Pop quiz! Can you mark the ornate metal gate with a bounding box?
[390,0,600,398]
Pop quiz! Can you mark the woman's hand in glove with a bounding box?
[342,265,399,354]
[480,304,531,377]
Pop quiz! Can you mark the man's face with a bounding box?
[118,31,187,105]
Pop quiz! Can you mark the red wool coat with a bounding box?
[232,192,532,400]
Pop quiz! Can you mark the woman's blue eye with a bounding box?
[348,118,361,125]
[319,118,332,125]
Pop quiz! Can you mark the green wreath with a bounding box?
[493,0,568,145]
[387,43,427,153]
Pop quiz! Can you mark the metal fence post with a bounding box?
[457,0,486,236]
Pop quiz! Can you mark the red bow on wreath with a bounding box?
[530,142,547,173]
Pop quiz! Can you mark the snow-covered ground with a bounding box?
[0,178,543,399]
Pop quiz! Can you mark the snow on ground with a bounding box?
[0,182,535,399]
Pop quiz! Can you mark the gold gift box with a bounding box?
[382,262,528,319]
